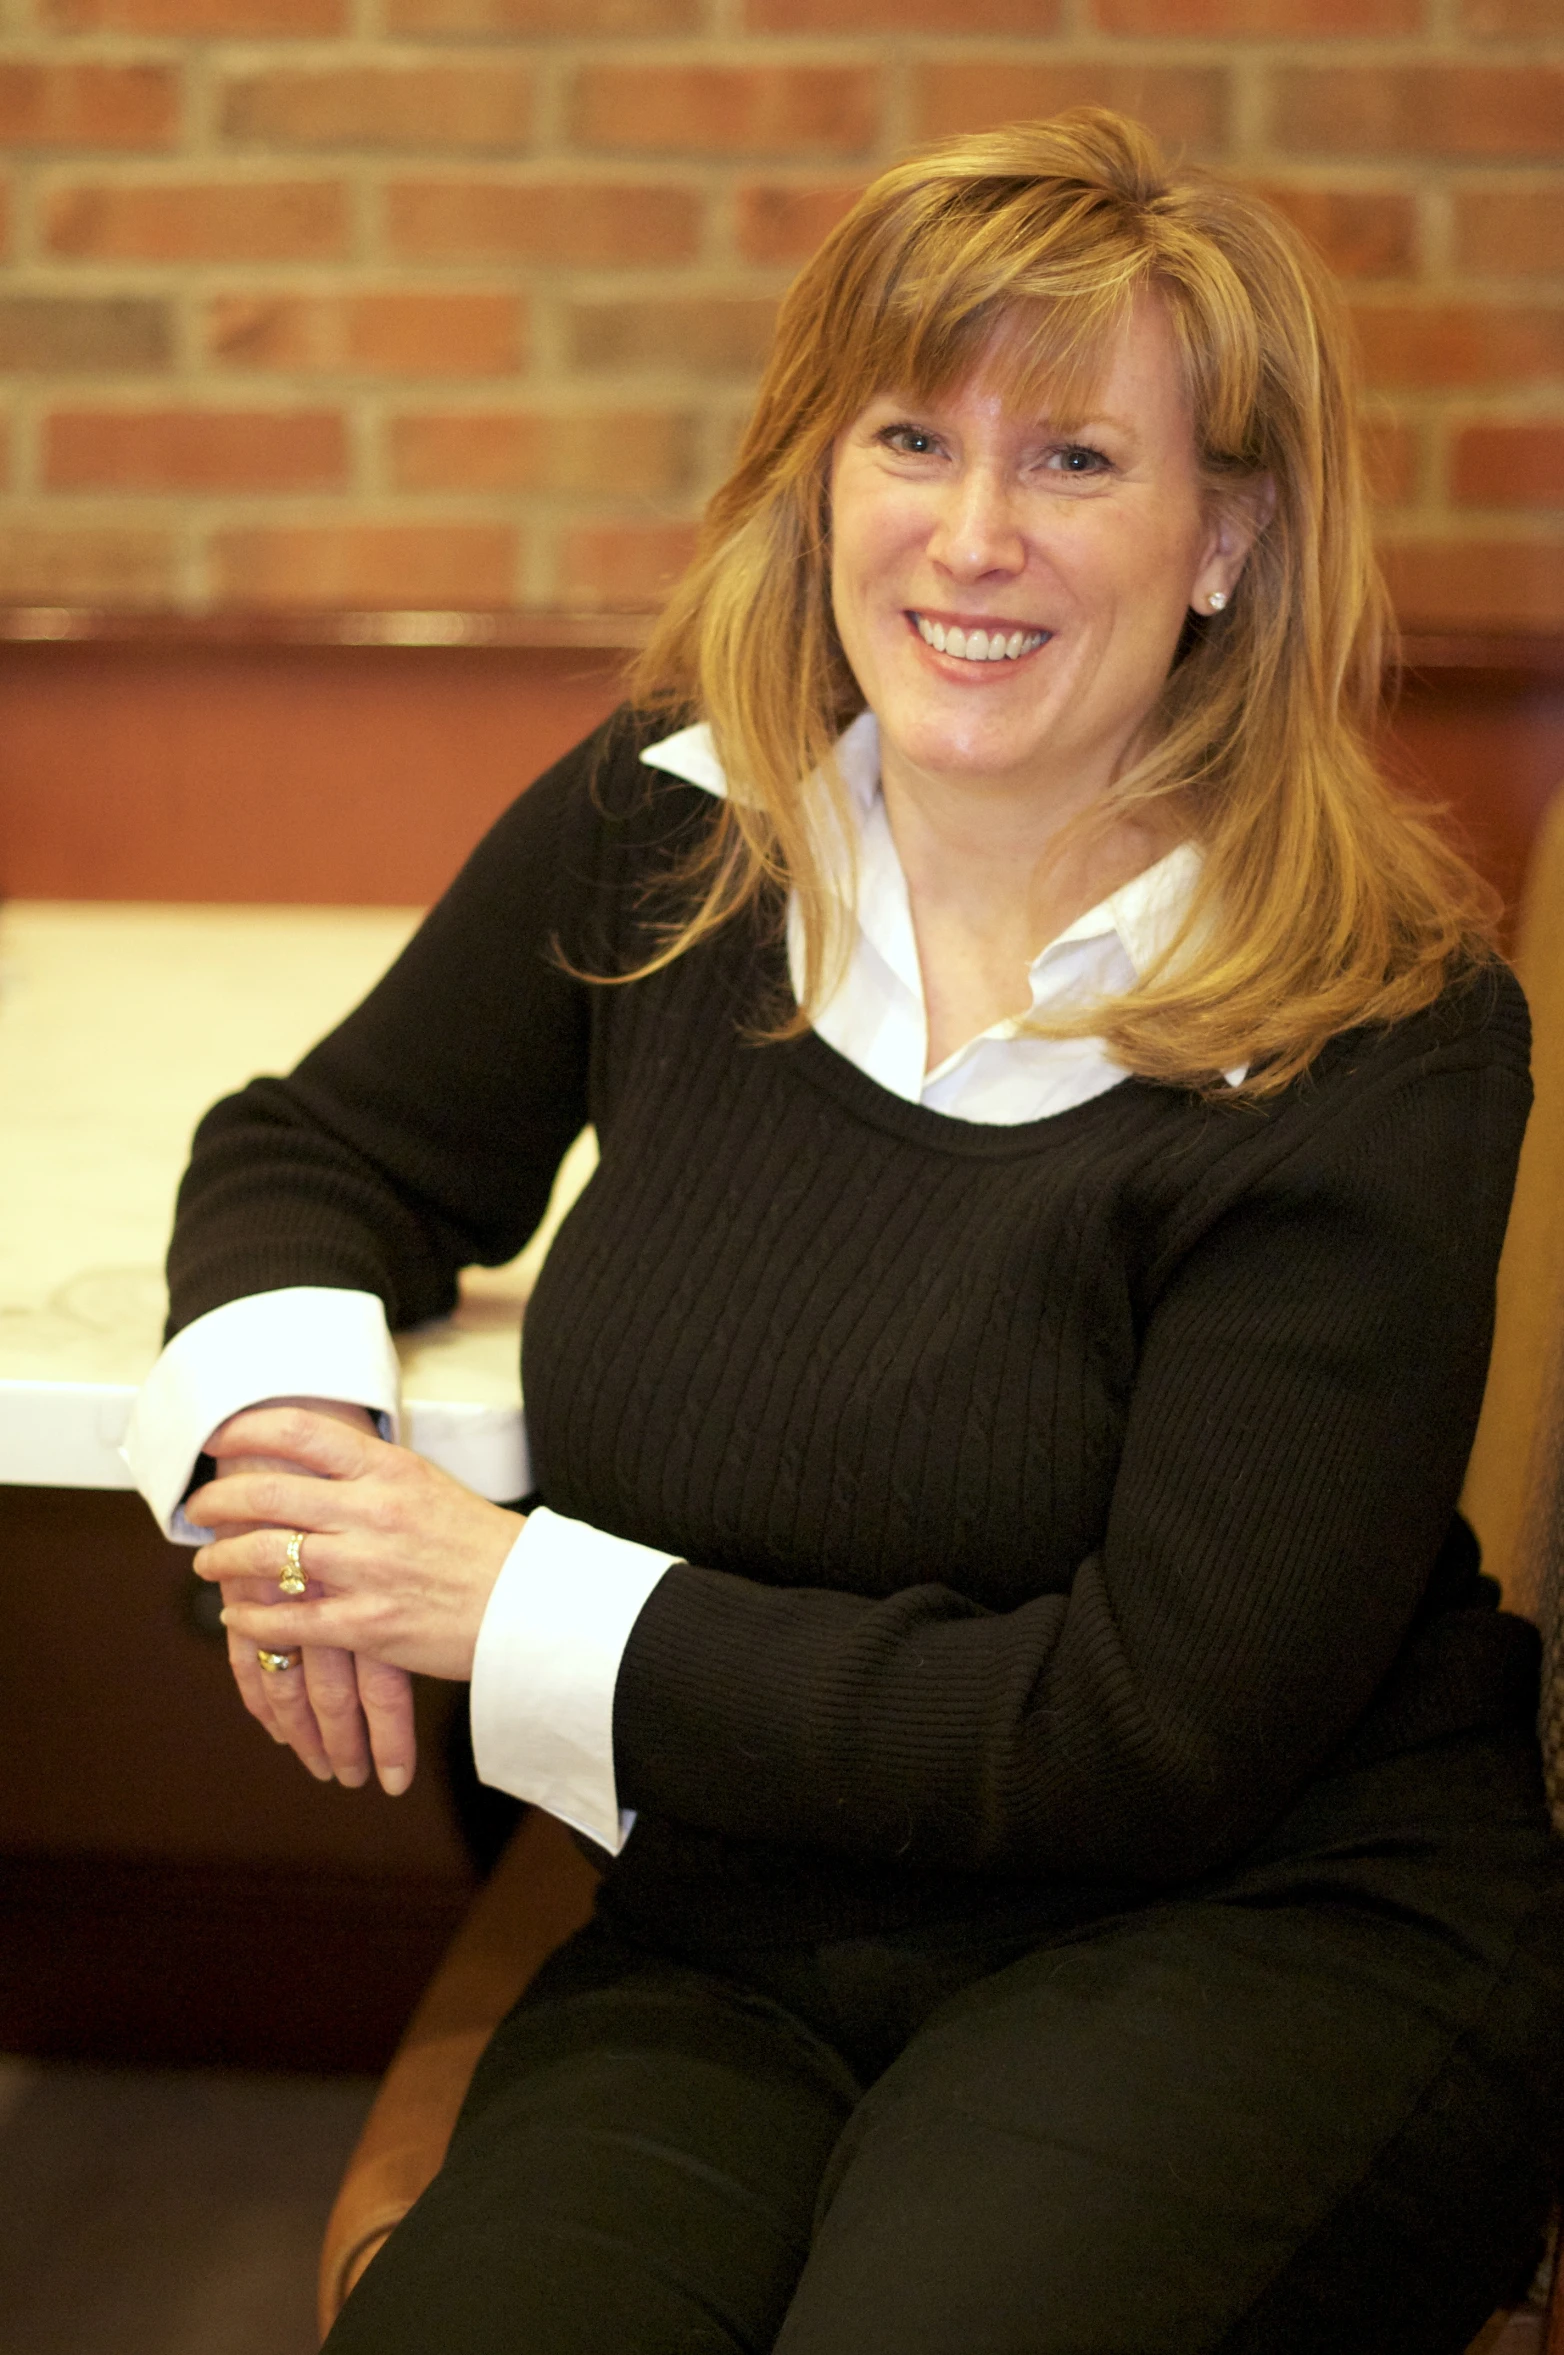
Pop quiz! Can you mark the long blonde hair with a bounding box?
[623,107,1495,1096]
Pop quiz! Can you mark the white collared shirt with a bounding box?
[644,711,1209,1125]
[125,719,1222,1854]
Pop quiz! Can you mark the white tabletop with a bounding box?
[0,902,593,1496]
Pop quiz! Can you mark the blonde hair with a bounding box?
[623,107,1496,1096]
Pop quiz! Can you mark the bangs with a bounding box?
[817,173,1159,436]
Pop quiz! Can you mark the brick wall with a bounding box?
[0,0,1559,627]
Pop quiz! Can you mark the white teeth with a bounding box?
[915,614,1045,663]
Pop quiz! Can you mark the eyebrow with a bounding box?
[866,395,1134,436]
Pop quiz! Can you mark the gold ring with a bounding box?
[257,1647,302,1673]
[278,1530,308,1596]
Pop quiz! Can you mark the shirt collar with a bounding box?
[640,716,1202,990]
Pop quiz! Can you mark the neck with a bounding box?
[877,749,1174,1073]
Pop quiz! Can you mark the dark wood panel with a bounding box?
[1,619,1561,915]
[0,1852,469,2073]
[0,640,629,905]
[1385,657,1564,931]
[0,1487,481,2068]
[0,1488,473,1875]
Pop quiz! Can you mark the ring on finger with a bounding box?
[257,1647,302,1673]
[278,1530,308,1596]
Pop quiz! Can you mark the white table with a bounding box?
[0,902,594,1500]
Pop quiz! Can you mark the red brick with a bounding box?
[220,65,534,153]
[1274,69,1564,163]
[0,296,171,372]
[45,180,350,264]
[1461,0,1558,29]
[912,64,1226,153]
[1351,303,1564,390]
[557,520,700,609]
[386,179,700,266]
[1451,424,1564,510]
[750,0,1057,28]
[211,522,520,608]
[735,179,867,266]
[44,0,343,27]
[1361,415,1419,506]
[574,65,880,158]
[567,294,777,375]
[0,64,178,152]
[1096,0,1416,25]
[389,0,696,27]
[1252,185,1417,280]
[1455,190,1564,279]
[389,409,693,495]
[208,291,525,377]
[0,522,177,605]
[1379,538,1564,631]
[45,408,348,492]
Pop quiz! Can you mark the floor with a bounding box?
[0,2053,376,2355]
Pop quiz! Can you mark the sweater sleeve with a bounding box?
[611,994,1533,1884]
[162,724,633,1341]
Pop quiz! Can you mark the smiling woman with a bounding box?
[825,310,1261,1063]
[625,109,1490,1093]
[129,108,1564,2355]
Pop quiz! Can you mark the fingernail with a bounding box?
[381,1766,410,1797]
[338,1768,369,1790]
[307,1761,333,1782]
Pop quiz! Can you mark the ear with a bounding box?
[1190,473,1275,616]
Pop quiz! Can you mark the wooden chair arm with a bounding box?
[317,1807,600,2338]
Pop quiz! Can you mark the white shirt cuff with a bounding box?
[470,1505,676,1857]
[122,1286,402,1542]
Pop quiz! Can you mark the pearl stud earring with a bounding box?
[1206,590,1227,612]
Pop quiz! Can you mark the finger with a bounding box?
[301,1645,372,1788]
[194,1528,334,1592]
[248,1641,335,1781]
[204,1404,384,1483]
[225,1621,338,1783]
[226,1617,290,1743]
[356,1657,417,1796]
[187,1464,361,1542]
[219,1592,380,1656]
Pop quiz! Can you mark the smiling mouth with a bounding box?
[911,613,1050,664]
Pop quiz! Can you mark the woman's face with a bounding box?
[828,297,1248,818]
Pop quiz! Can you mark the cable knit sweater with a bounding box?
[167,713,1540,1948]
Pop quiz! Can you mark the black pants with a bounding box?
[326,1729,1564,2354]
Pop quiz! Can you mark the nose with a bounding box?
[926,463,1026,581]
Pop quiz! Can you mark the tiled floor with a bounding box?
[0,2053,376,2355]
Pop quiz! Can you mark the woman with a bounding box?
[128,110,1564,2354]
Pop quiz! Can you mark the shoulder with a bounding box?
[1305,957,1530,1108]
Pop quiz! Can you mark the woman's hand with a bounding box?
[204,1399,405,1790]
[191,1401,520,1797]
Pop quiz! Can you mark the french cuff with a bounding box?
[470,1505,676,1857]
[122,1286,401,1543]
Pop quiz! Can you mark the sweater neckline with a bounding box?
[777,1017,1175,1159]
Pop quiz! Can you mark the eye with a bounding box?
[875,422,942,458]
[1045,443,1111,477]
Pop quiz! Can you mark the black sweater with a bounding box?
[168,715,1540,1947]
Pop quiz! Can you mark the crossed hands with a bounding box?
[188,1399,521,1797]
